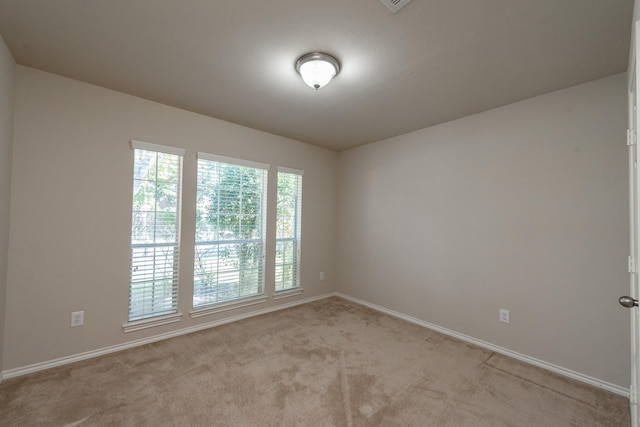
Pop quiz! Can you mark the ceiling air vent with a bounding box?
[380,0,413,13]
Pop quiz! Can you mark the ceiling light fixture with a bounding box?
[295,52,341,90]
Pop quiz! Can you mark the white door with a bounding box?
[625,19,640,427]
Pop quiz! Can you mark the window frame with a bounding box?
[125,140,185,329]
[192,153,270,311]
[275,166,303,294]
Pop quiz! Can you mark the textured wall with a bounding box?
[0,35,16,374]
[337,74,630,387]
[4,66,337,370]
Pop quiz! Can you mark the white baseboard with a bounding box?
[336,292,630,398]
[1,291,630,398]
[0,292,338,382]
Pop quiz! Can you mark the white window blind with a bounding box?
[129,141,184,322]
[276,167,303,291]
[193,154,268,307]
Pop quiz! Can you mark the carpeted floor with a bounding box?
[0,297,630,426]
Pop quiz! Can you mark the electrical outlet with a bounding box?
[499,308,510,324]
[71,311,84,327]
[320,272,325,281]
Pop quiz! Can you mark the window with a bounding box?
[276,167,303,291]
[129,141,184,322]
[193,153,268,307]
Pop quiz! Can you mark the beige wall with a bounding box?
[336,73,630,387]
[0,35,15,374]
[4,66,337,370]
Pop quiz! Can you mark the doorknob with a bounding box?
[619,296,639,308]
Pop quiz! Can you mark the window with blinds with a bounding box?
[129,141,184,322]
[193,153,268,307]
[276,167,303,291]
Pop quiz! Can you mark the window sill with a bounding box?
[190,294,268,319]
[122,312,183,333]
[274,287,303,300]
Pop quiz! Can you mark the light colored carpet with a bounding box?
[0,297,630,426]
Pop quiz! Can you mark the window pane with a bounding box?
[194,157,267,308]
[129,147,182,321]
[276,170,302,291]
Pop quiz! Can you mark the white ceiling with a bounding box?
[0,0,634,151]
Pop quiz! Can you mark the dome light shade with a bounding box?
[295,52,340,90]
